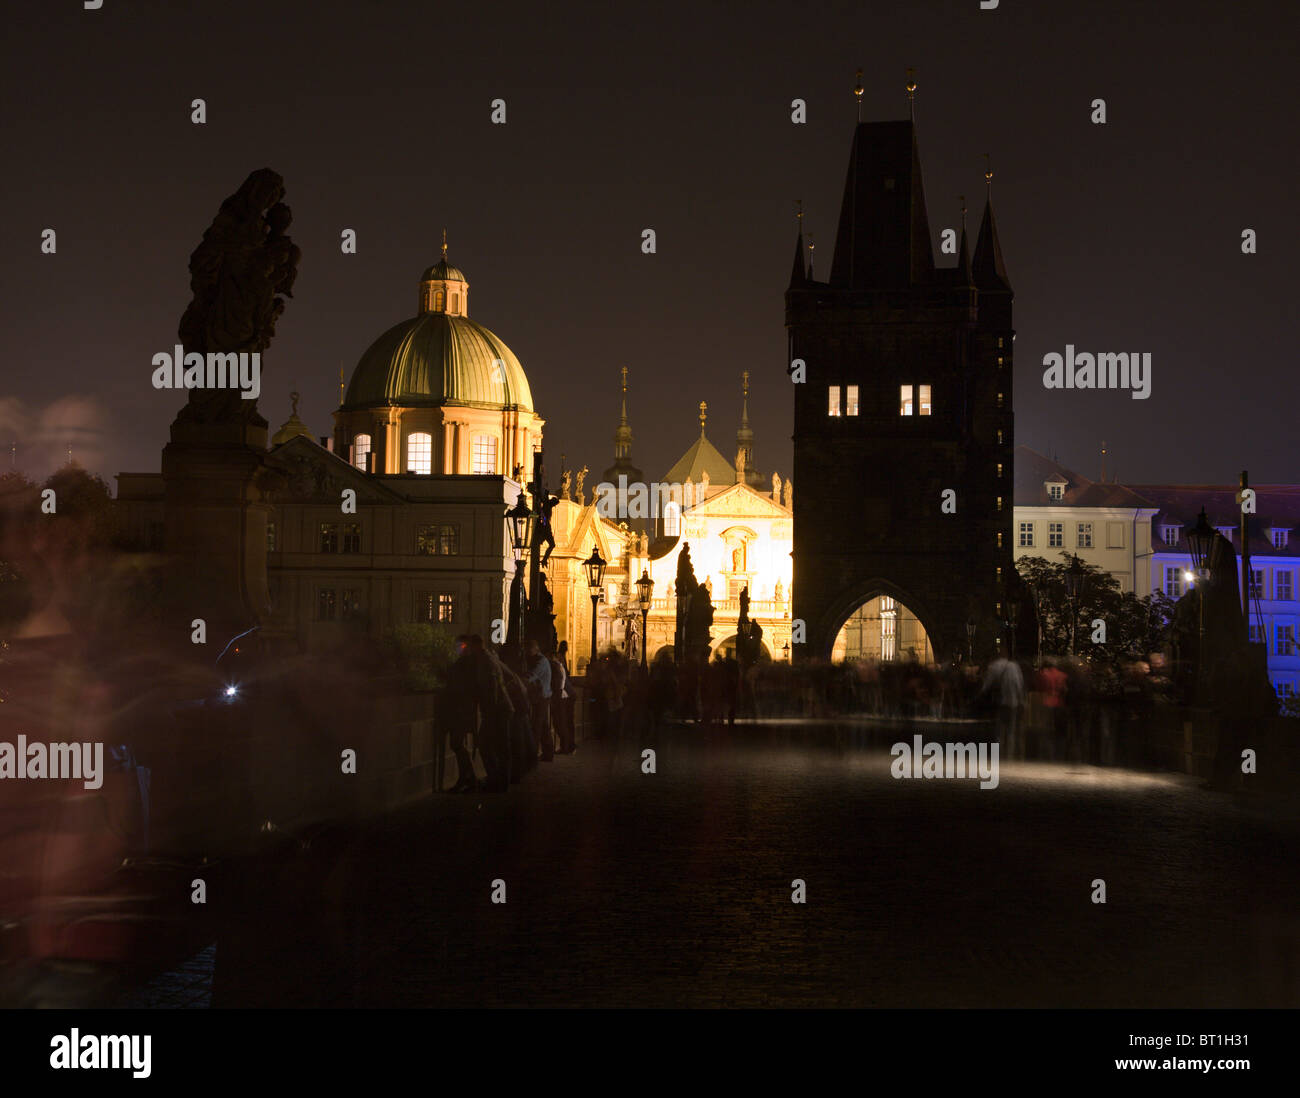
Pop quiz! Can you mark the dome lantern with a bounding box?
[419,229,469,316]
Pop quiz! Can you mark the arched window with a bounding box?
[353,433,371,471]
[434,289,445,311]
[663,501,681,538]
[407,432,433,474]
[450,293,459,313]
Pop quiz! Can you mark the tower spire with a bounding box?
[957,194,972,283]
[699,400,708,437]
[906,67,916,122]
[441,228,448,260]
[854,68,864,123]
[973,183,1012,292]
[789,200,807,287]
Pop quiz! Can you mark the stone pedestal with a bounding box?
[160,412,272,644]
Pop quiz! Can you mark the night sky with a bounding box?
[2,0,1296,488]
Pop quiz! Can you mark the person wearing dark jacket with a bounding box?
[445,635,479,792]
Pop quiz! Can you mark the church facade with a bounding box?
[786,115,1015,664]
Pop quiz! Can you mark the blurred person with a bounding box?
[470,635,514,792]
[444,635,479,792]
[982,654,1026,759]
[649,652,675,727]
[524,639,554,762]
[1035,658,1068,761]
[550,646,574,754]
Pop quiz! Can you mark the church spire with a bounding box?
[735,371,763,489]
[736,371,754,483]
[616,366,632,452]
[602,366,643,486]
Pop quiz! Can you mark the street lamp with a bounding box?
[635,568,654,669]
[583,546,607,666]
[505,493,532,559]
[1064,555,1085,655]
[504,493,533,648]
[1185,507,1214,583]
[782,641,791,662]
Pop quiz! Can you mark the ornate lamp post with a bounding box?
[635,568,654,670]
[583,546,607,668]
[1064,554,1085,656]
[504,493,533,648]
[782,641,791,662]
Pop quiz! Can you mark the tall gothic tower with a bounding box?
[787,116,1014,662]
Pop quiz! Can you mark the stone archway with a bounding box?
[712,634,774,661]
[831,595,933,664]
[818,579,941,664]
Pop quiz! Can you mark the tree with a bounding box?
[1016,553,1173,668]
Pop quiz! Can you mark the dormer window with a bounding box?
[1271,528,1290,549]
[1160,525,1180,546]
[1046,482,1065,501]
[1217,527,1235,542]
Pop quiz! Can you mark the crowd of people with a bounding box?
[442,636,577,794]
[445,636,1205,788]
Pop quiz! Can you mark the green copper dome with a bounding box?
[344,312,534,411]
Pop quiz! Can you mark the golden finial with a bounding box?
[854,68,864,121]
[290,390,301,416]
[621,365,628,393]
[796,198,803,227]
[699,400,708,435]
[441,228,448,259]
[906,67,917,121]
[742,369,750,396]
[338,366,345,405]
[983,153,993,193]
[807,232,815,279]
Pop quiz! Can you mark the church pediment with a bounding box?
[688,482,789,519]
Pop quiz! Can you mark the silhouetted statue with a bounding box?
[175,168,300,424]
[537,491,559,566]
